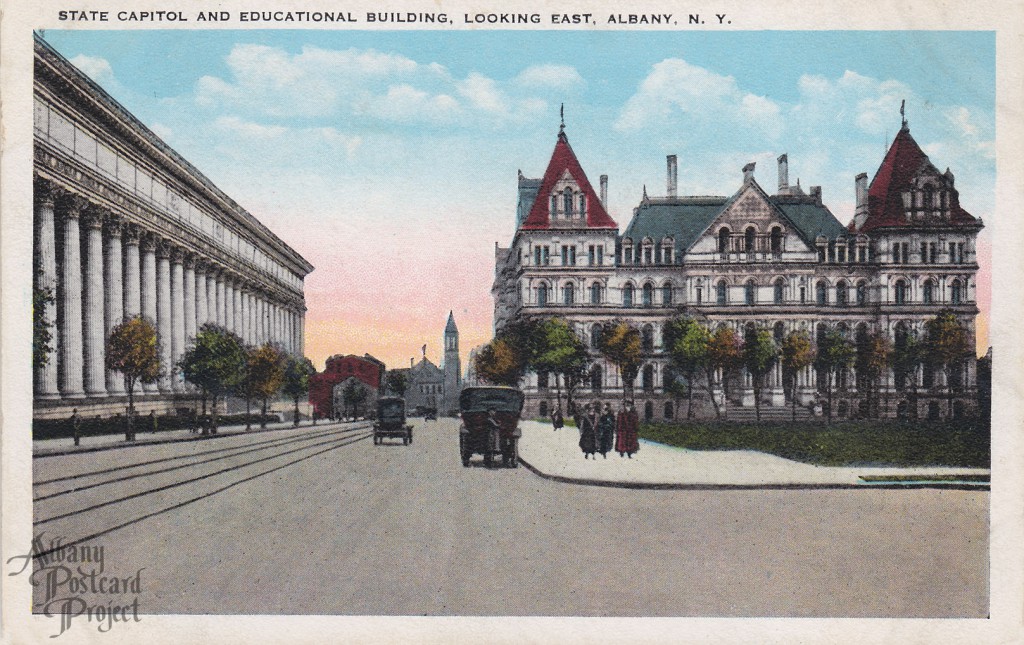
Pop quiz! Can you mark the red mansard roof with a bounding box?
[856,125,978,232]
[521,131,618,230]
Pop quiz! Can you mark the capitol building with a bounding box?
[32,35,313,419]
[493,118,983,421]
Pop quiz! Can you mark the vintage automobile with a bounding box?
[373,397,413,445]
[458,386,524,468]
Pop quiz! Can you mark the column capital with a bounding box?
[156,239,173,260]
[103,213,124,237]
[170,247,186,264]
[59,193,90,220]
[183,252,196,270]
[140,232,159,252]
[123,224,142,245]
[82,205,106,230]
[193,259,208,274]
[33,176,57,206]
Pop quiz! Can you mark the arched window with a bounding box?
[951,279,963,304]
[641,325,654,353]
[773,278,785,304]
[717,281,728,305]
[642,364,655,392]
[623,284,634,307]
[718,228,731,253]
[836,281,848,306]
[537,283,548,306]
[662,283,673,306]
[816,281,828,305]
[563,187,573,216]
[745,226,756,252]
[590,282,602,305]
[923,279,934,304]
[745,279,756,305]
[563,282,575,305]
[591,324,602,349]
[894,279,908,305]
[663,246,673,265]
[590,364,602,393]
[642,283,654,307]
[770,227,783,254]
[856,281,867,306]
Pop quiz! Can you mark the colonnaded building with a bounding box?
[493,117,983,421]
[32,35,313,419]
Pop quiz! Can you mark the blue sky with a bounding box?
[39,30,995,366]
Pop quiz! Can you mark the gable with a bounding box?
[521,132,617,230]
[687,182,816,254]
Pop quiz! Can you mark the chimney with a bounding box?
[810,185,822,204]
[777,154,789,193]
[666,155,678,198]
[600,174,608,207]
[410,357,414,368]
[853,173,869,230]
[742,162,756,184]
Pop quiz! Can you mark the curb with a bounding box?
[517,457,990,491]
[33,421,369,459]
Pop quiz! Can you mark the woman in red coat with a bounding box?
[615,400,640,458]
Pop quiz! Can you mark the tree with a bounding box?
[179,324,245,433]
[474,338,527,386]
[815,329,856,423]
[706,326,743,419]
[247,343,286,428]
[856,331,893,418]
[924,310,973,418]
[33,284,56,372]
[341,380,369,419]
[106,316,160,441]
[663,316,711,419]
[780,330,814,421]
[596,321,643,401]
[743,328,779,422]
[533,318,589,414]
[892,329,923,419]
[283,355,315,427]
[385,370,408,397]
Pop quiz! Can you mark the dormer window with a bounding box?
[563,188,573,216]
[579,194,586,218]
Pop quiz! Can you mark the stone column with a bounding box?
[205,270,217,327]
[195,262,208,331]
[298,314,305,357]
[215,271,226,327]
[33,178,59,399]
[103,215,125,395]
[224,277,235,334]
[141,235,159,394]
[82,207,107,397]
[234,287,243,343]
[59,195,86,398]
[171,249,186,392]
[156,242,173,392]
[183,255,196,348]
[123,226,141,317]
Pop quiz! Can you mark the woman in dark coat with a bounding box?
[615,400,640,458]
[597,403,616,458]
[577,403,598,459]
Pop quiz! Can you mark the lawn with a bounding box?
[640,418,990,468]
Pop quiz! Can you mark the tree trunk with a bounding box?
[706,371,722,419]
[826,372,834,424]
[261,398,268,428]
[791,374,798,422]
[754,374,762,422]
[294,395,300,427]
[126,379,135,441]
[245,397,252,431]
[201,393,208,434]
[211,394,219,433]
[555,374,563,413]
[686,371,695,419]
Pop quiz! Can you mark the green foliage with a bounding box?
[780,330,815,420]
[384,370,408,397]
[179,323,246,399]
[474,338,526,386]
[33,284,56,371]
[247,344,286,401]
[341,380,369,417]
[596,320,643,397]
[924,310,972,368]
[743,328,779,421]
[106,316,161,416]
[663,316,711,418]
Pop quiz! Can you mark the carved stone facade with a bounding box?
[32,35,314,419]
[494,123,983,421]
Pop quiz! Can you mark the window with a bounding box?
[570,246,576,265]
[894,280,908,305]
[664,401,674,420]
[542,246,549,265]
[590,365,602,392]
[696,287,703,304]
[537,283,548,306]
[642,283,654,307]
[597,246,604,266]
[550,195,558,216]
[561,245,569,266]
[563,188,573,216]
[773,278,785,304]
[856,281,867,306]
[836,281,848,306]
[539,400,548,417]
[588,245,595,266]
[745,227,756,252]
[563,282,575,305]
[662,284,673,306]
[643,247,652,264]
[816,281,828,305]
[663,247,673,265]
[923,280,934,304]
[642,326,654,353]
[770,227,783,254]
[745,280,756,305]
[623,247,633,264]
[717,281,728,305]
[718,228,730,254]
[590,283,602,305]
[951,280,963,304]
[623,284,634,307]
[579,194,586,217]
[534,247,541,266]
[800,286,806,303]
[590,324,602,349]
[642,365,654,392]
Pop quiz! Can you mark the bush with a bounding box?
[33,411,283,440]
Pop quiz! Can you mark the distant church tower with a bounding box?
[442,311,461,414]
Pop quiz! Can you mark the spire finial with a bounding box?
[559,103,565,134]
[900,99,908,130]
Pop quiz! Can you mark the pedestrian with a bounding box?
[551,407,564,431]
[149,410,157,435]
[597,402,615,458]
[70,408,81,447]
[615,400,640,458]
[578,403,598,459]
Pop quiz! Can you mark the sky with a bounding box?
[40,30,996,368]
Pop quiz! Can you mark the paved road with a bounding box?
[31,418,987,617]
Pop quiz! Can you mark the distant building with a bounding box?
[394,312,463,414]
[441,311,462,414]
[309,354,385,418]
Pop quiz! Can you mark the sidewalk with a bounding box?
[33,419,358,458]
[516,420,990,489]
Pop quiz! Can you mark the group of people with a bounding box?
[551,401,640,459]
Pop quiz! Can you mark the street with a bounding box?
[32,418,988,617]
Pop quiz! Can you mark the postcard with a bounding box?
[2,0,1023,643]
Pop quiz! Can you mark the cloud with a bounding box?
[214,115,287,139]
[514,64,584,89]
[615,58,783,137]
[69,54,116,85]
